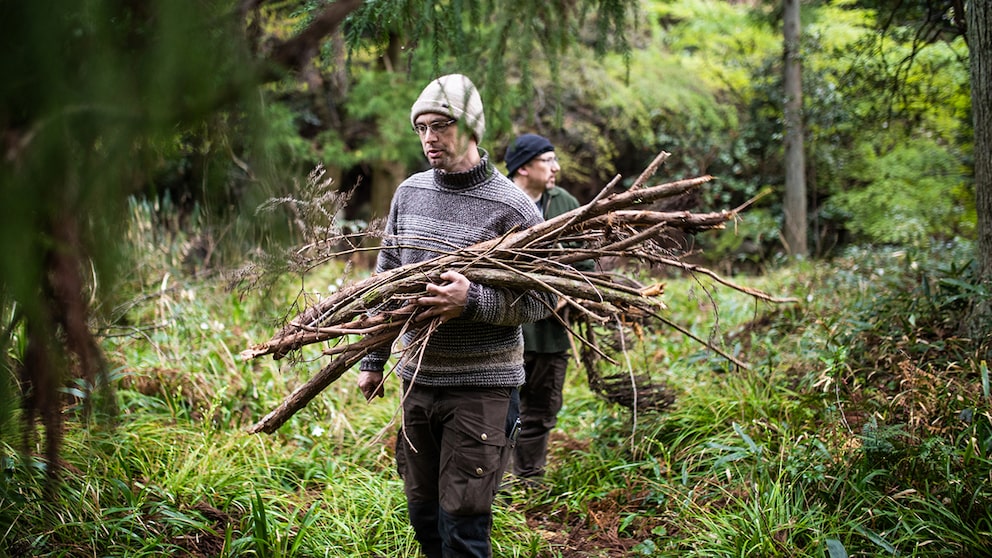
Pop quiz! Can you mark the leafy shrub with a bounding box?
[826,138,971,245]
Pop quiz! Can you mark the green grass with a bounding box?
[2,211,990,557]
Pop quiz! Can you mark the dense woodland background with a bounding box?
[1,0,990,556]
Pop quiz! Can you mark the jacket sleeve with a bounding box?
[558,193,596,272]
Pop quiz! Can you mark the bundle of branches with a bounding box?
[242,152,792,434]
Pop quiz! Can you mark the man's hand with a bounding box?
[417,270,469,323]
[358,370,385,401]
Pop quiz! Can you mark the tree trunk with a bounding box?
[967,0,992,337]
[783,0,807,256]
[370,159,407,221]
[369,33,408,237]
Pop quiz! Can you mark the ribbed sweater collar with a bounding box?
[433,148,493,190]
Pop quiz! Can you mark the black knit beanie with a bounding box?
[504,133,554,176]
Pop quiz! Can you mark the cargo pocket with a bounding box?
[440,425,506,515]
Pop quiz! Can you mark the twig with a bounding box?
[629,151,671,191]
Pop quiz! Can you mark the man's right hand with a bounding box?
[358,370,385,401]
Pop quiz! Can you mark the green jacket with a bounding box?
[522,186,595,354]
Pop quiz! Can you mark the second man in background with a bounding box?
[504,133,595,481]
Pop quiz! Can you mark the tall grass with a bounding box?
[1,203,990,556]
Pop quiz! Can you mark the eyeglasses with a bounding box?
[535,155,559,164]
[413,119,457,137]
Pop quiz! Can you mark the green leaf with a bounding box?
[825,539,849,558]
[981,360,990,401]
[853,523,899,555]
[714,451,750,469]
[733,422,760,454]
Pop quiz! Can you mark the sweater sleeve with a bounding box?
[462,281,556,326]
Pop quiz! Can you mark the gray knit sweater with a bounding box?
[359,150,553,387]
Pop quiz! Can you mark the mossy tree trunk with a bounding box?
[783,0,807,256]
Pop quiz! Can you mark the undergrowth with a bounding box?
[1,203,990,557]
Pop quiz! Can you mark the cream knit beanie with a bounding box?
[410,74,485,143]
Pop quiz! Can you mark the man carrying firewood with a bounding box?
[504,134,595,482]
[356,74,555,558]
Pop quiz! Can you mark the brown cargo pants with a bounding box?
[396,382,518,558]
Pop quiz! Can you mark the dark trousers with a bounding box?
[513,351,568,478]
[396,382,517,558]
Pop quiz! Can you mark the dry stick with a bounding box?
[249,259,531,359]
[525,173,625,249]
[264,265,442,355]
[240,305,418,360]
[519,174,715,253]
[629,151,671,191]
[460,268,662,316]
[481,206,734,267]
[521,170,699,249]
[461,266,625,359]
[464,258,605,323]
[581,209,734,230]
[246,333,388,434]
[594,221,673,255]
[549,175,715,230]
[307,306,421,337]
[444,266,660,363]
[320,305,421,359]
[653,256,799,304]
[250,306,435,435]
[280,257,436,333]
[460,258,778,376]
[641,306,750,370]
[279,240,482,336]
[540,211,732,258]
